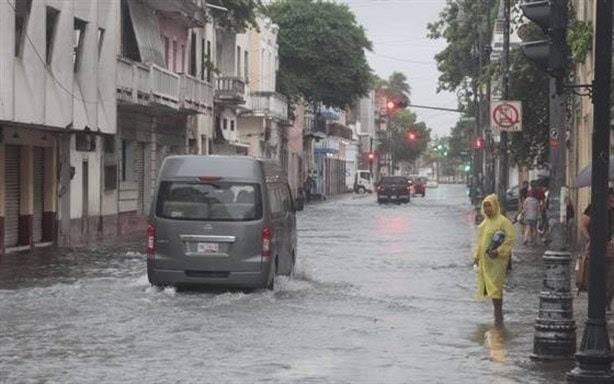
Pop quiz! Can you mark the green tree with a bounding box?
[266,0,373,108]
[209,0,263,33]
[376,72,411,108]
[377,110,431,170]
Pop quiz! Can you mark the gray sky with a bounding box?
[344,0,459,137]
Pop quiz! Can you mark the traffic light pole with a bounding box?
[497,0,510,210]
[568,0,614,381]
[531,77,576,361]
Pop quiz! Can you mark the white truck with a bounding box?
[353,169,374,193]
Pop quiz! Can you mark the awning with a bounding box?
[127,1,165,67]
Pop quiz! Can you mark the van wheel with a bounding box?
[357,186,366,194]
[266,258,277,290]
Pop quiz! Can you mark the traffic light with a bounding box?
[520,0,568,91]
[385,99,400,117]
[473,137,484,150]
[464,163,472,172]
[368,152,375,163]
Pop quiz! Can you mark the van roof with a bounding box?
[159,155,286,182]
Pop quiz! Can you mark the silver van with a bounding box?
[146,156,297,290]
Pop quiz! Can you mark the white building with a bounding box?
[0,0,119,250]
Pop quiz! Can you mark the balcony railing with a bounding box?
[215,77,246,104]
[180,74,214,113]
[117,57,213,113]
[248,92,289,122]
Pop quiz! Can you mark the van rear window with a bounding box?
[156,181,262,221]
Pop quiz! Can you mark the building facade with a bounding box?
[0,0,119,250]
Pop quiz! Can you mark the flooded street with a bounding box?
[0,185,579,383]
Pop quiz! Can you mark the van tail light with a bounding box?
[406,186,412,192]
[146,224,155,259]
[261,226,273,260]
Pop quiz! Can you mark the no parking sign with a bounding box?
[490,101,522,132]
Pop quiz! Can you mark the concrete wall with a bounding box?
[247,17,278,93]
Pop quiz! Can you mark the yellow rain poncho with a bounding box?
[474,194,515,300]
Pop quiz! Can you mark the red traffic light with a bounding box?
[387,101,396,110]
[473,137,484,150]
[409,132,417,140]
[368,152,375,161]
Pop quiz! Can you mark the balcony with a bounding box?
[143,0,206,27]
[247,92,289,123]
[117,57,213,113]
[180,74,214,114]
[215,77,246,104]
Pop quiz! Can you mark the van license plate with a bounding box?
[197,242,219,253]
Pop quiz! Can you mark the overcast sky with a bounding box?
[343,0,459,137]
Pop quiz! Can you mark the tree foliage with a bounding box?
[376,72,411,108]
[266,0,373,108]
[209,0,263,33]
[427,0,498,93]
[377,110,431,169]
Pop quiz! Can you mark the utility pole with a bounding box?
[568,0,613,381]
[521,0,576,360]
[497,0,510,208]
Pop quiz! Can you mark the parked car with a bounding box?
[377,176,411,204]
[504,185,520,213]
[147,156,297,290]
[409,176,426,197]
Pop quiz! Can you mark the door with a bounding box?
[5,145,20,248]
[32,147,44,243]
[82,160,89,236]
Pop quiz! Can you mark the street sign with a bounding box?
[490,101,522,132]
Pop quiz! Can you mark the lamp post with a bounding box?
[567,0,614,381]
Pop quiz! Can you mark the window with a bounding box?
[180,44,185,73]
[237,46,241,78]
[103,135,115,153]
[200,38,205,80]
[104,165,118,191]
[190,32,197,77]
[14,0,32,57]
[172,40,177,72]
[163,36,170,69]
[120,0,140,61]
[45,7,60,64]
[223,118,228,130]
[206,41,212,82]
[244,51,249,83]
[73,18,88,73]
[97,28,105,60]
[76,133,96,152]
[156,182,262,222]
[230,120,235,131]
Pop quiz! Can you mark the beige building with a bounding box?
[568,0,596,245]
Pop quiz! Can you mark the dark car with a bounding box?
[413,177,427,197]
[377,176,411,204]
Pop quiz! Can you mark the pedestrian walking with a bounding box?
[579,188,614,310]
[522,190,540,245]
[473,194,516,327]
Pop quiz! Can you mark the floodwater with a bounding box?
[0,185,585,383]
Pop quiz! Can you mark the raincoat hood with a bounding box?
[481,194,501,222]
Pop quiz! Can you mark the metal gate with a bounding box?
[32,147,44,243]
[5,145,20,247]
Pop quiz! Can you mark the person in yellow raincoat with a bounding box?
[473,194,515,327]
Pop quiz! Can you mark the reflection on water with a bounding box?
[471,323,509,363]
[485,327,507,363]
